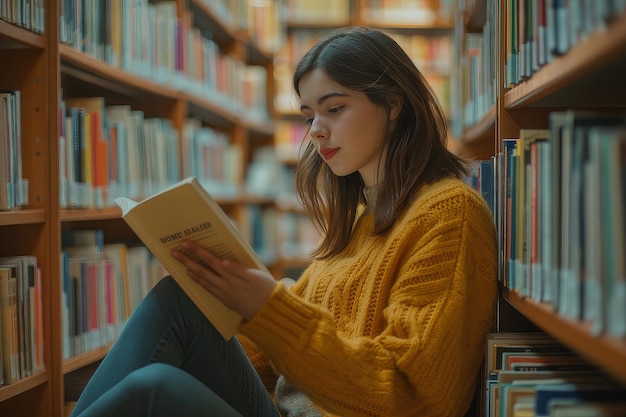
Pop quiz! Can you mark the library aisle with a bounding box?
[1,1,626,416]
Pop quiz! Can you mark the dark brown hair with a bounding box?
[294,26,467,259]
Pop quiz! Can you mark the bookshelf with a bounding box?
[455,0,626,413]
[0,1,282,416]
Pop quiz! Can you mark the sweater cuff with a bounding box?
[239,281,318,357]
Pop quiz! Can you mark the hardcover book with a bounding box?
[114,177,270,340]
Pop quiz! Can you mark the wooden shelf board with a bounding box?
[0,371,48,402]
[505,12,626,109]
[286,20,352,29]
[60,208,121,222]
[276,109,303,119]
[463,0,487,32]
[188,0,238,45]
[363,22,453,31]
[276,257,312,267]
[246,41,273,66]
[0,20,44,49]
[504,289,626,385]
[246,120,275,138]
[462,105,496,144]
[185,93,239,128]
[62,347,110,375]
[240,194,276,206]
[0,209,46,226]
[60,44,180,101]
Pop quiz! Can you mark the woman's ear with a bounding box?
[389,94,403,121]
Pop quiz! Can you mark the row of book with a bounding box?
[59,97,182,209]
[58,206,313,359]
[283,0,351,24]
[181,117,241,198]
[239,0,285,54]
[245,147,320,262]
[0,255,44,386]
[274,209,320,262]
[505,0,626,88]
[465,157,497,219]
[0,0,45,34]
[507,114,625,337]
[391,34,453,74]
[245,145,294,199]
[276,26,453,74]
[192,0,285,53]
[59,0,271,118]
[454,0,497,133]
[236,147,320,263]
[472,111,626,338]
[60,230,165,359]
[58,93,296,209]
[283,0,452,26]
[273,27,452,115]
[359,0,452,26]
[483,332,626,417]
[0,89,29,211]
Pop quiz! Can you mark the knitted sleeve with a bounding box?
[240,186,497,417]
[239,276,304,396]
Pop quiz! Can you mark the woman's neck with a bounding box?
[363,185,380,210]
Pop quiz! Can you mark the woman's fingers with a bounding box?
[171,239,277,320]
[172,243,224,290]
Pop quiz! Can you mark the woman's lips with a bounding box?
[320,147,340,160]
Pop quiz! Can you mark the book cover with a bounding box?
[102,242,131,323]
[549,401,626,417]
[535,382,626,417]
[0,267,17,384]
[114,177,270,340]
[65,97,110,208]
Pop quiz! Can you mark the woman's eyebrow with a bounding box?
[300,92,349,111]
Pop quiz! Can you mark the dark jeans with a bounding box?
[70,276,280,417]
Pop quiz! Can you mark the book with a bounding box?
[65,97,110,208]
[114,176,270,340]
[548,401,626,417]
[535,382,626,417]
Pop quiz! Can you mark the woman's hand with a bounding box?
[172,240,277,321]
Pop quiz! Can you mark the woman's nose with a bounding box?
[309,118,328,141]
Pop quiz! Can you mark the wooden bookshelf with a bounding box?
[0,1,281,416]
[452,1,626,414]
[0,3,54,415]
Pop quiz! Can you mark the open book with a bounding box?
[114,177,270,340]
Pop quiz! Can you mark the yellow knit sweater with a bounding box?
[239,177,498,417]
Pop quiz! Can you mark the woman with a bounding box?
[71,26,497,417]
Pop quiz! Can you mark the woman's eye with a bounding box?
[304,117,314,125]
[329,106,343,114]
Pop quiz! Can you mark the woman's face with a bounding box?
[298,68,400,187]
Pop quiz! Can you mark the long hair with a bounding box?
[294,26,468,259]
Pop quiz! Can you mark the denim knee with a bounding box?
[123,363,183,396]
[151,276,179,297]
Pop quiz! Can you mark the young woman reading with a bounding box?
[70,26,498,417]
